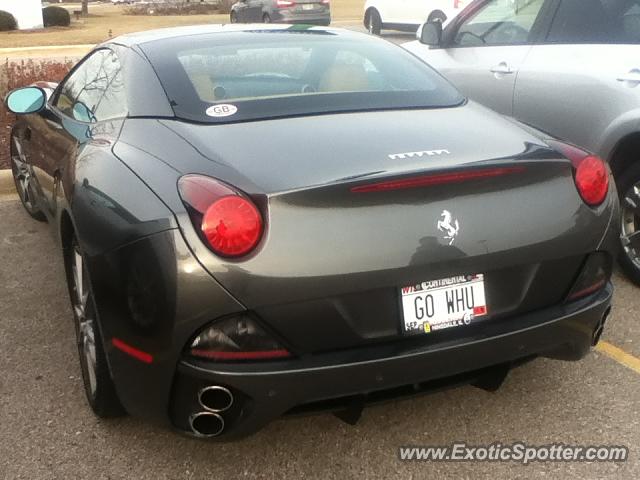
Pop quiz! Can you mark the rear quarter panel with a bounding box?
[61,120,177,257]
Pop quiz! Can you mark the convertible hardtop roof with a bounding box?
[106,23,360,48]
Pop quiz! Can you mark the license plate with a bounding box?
[400,274,488,335]
[302,4,315,10]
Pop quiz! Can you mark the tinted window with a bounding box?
[547,0,640,44]
[454,0,546,46]
[54,49,127,122]
[141,30,464,124]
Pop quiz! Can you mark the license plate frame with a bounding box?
[399,274,488,335]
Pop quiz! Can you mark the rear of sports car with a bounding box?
[157,119,617,439]
[91,28,619,440]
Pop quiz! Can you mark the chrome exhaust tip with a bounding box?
[189,412,225,437]
[198,385,234,413]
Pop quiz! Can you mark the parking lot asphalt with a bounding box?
[1,195,639,480]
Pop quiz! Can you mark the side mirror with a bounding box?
[417,21,443,47]
[72,101,95,123]
[5,86,47,115]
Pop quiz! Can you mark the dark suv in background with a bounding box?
[230,0,331,25]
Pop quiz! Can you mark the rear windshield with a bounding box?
[140,30,464,123]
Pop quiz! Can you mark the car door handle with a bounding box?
[490,62,514,75]
[617,69,640,85]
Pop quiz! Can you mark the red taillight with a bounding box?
[547,140,609,207]
[277,0,295,7]
[178,175,264,258]
[575,156,609,206]
[202,196,262,257]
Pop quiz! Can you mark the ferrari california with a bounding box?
[5,25,618,439]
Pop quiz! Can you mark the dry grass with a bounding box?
[0,1,365,48]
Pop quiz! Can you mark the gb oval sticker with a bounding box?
[206,104,238,118]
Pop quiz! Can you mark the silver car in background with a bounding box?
[230,0,331,25]
[405,0,640,284]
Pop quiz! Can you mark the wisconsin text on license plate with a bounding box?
[400,274,488,334]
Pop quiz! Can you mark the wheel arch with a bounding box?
[608,131,640,179]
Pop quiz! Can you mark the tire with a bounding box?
[365,8,381,35]
[617,162,640,285]
[230,11,238,23]
[427,9,447,24]
[9,129,45,221]
[263,13,271,24]
[66,237,125,417]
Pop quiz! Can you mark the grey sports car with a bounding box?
[5,25,618,440]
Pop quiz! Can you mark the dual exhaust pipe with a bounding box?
[189,386,234,437]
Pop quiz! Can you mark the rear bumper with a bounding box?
[170,284,612,440]
[272,10,331,25]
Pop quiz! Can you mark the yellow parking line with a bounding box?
[596,341,640,374]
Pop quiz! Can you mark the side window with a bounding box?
[453,0,546,47]
[547,0,640,44]
[94,57,127,120]
[54,49,127,122]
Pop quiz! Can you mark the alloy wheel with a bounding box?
[10,134,38,214]
[71,244,98,398]
[621,182,640,270]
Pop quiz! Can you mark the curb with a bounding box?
[0,169,16,196]
[0,44,95,53]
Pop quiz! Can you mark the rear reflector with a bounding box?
[112,338,153,364]
[190,349,292,361]
[566,252,611,302]
[567,279,607,301]
[350,167,525,193]
[188,315,292,362]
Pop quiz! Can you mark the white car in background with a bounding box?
[363,0,468,35]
